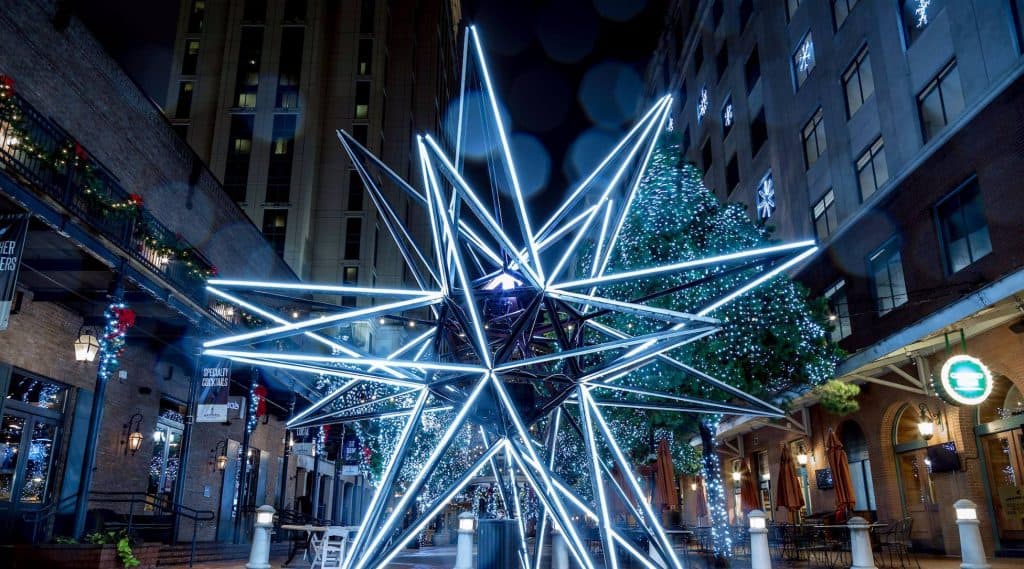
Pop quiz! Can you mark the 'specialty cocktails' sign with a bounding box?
[197,357,232,422]
[0,214,29,331]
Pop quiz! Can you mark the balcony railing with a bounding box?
[0,91,215,306]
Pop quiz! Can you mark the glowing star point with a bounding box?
[202,28,817,569]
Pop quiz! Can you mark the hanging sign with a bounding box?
[937,354,993,406]
[341,433,361,476]
[197,357,232,422]
[0,214,30,331]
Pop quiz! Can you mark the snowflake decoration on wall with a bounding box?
[757,172,776,221]
[915,0,931,28]
[697,85,709,123]
[723,102,734,128]
[798,37,814,73]
[202,27,816,569]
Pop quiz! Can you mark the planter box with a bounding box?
[7,542,160,569]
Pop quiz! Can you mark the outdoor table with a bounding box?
[281,524,328,567]
[800,522,887,569]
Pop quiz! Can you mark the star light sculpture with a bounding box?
[202,27,817,569]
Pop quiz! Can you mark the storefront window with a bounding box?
[977,375,1024,550]
[148,399,185,507]
[1,370,65,509]
[6,374,67,411]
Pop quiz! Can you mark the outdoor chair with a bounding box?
[314,526,350,569]
[875,517,920,569]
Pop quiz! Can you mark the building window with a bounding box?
[283,0,306,23]
[355,81,370,119]
[342,266,358,307]
[696,85,709,123]
[234,28,264,109]
[352,124,369,146]
[348,170,364,211]
[243,0,266,23]
[715,45,729,82]
[725,154,739,192]
[937,179,991,273]
[172,124,189,140]
[868,238,908,315]
[712,1,724,28]
[694,42,704,75]
[360,0,375,34]
[357,39,373,75]
[745,46,760,93]
[750,109,767,156]
[901,0,943,44]
[276,28,304,109]
[182,40,200,75]
[918,60,964,142]
[740,0,754,30]
[266,115,296,203]
[187,0,205,33]
[224,115,254,202]
[792,32,815,88]
[262,209,288,256]
[856,138,888,201]
[786,0,801,22]
[721,96,734,137]
[681,126,691,156]
[812,189,838,241]
[175,81,194,120]
[345,217,362,260]
[832,0,859,29]
[802,107,827,169]
[824,280,852,341]
[701,139,712,175]
[842,47,874,117]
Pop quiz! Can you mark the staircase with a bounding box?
[157,542,290,567]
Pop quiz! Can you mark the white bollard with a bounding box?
[453,512,475,569]
[954,500,991,569]
[246,505,275,569]
[648,541,668,569]
[847,516,877,569]
[552,525,569,569]
[748,510,771,569]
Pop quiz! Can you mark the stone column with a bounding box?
[847,516,877,569]
[954,499,991,569]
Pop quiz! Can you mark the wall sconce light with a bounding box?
[690,482,698,492]
[74,327,100,362]
[732,470,742,483]
[212,439,228,471]
[122,413,144,456]
[918,403,942,441]
[796,442,809,466]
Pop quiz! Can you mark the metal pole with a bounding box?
[234,367,256,543]
[171,340,204,543]
[277,389,295,511]
[72,269,124,538]
[310,432,322,521]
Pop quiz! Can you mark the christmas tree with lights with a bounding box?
[594,129,841,563]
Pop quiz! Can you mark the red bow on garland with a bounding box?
[109,306,136,337]
[253,384,268,418]
[0,75,14,96]
[128,193,144,207]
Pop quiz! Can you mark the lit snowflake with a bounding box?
[757,173,776,220]
[202,26,816,569]
[697,86,709,122]
[798,38,814,73]
[915,0,931,28]
[723,103,734,128]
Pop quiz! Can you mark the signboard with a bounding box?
[0,214,30,331]
[197,357,232,422]
[937,354,993,406]
[341,433,361,476]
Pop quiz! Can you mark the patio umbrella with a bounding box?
[740,459,760,513]
[608,464,633,519]
[775,443,805,522]
[652,438,679,512]
[827,429,856,521]
[695,475,708,521]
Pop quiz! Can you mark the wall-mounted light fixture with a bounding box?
[74,326,100,362]
[212,439,228,471]
[122,413,144,456]
[796,441,810,467]
[918,402,943,441]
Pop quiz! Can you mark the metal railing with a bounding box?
[0,92,215,306]
[23,491,215,567]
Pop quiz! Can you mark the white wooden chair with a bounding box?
[315,526,350,569]
[305,527,324,566]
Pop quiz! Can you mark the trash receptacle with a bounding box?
[477,519,517,569]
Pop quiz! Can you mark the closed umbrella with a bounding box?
[653,438,679,512]
[775,443,805,522]
[695,475,708,522]
[740,459,760,513]
[608,464,633,519]
[827,429,856,521]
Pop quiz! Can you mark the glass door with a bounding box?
[980,429,1024,548]
[147,420,183,509]
[0,410,60,540]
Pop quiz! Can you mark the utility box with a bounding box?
[477,519,517,569]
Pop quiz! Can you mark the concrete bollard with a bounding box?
[552,525,569,569]
[748,510,771,569]
[954,500,991,569]
[847,516,877,569]
[245,505,275,569]
[453,512,475,569]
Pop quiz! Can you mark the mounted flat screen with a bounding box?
[926,441,961,473]
[815,467,834,490]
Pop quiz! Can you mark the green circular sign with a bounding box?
[938,355,993,406]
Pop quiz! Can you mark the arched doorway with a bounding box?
[838,420,876,514]
[976,375,1024,551]
[892,404,942,551]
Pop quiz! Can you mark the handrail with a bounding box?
[23,491,215,568]
[0,91,216,310]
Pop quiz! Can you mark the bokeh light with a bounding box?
[579,61,643,128]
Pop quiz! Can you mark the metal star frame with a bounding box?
[203,27,817,569]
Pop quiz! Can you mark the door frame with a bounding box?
[975,413,1024,554]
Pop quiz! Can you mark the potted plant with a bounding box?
[10,529,160,569]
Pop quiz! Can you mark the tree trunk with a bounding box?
[699,417,732,567]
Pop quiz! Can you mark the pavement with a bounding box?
[182,548,1024,568]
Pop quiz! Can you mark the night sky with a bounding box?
[78,0,668,211]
